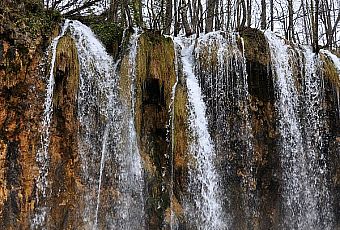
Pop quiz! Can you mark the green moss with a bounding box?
[89,22,123,56]
[1,2,61,41]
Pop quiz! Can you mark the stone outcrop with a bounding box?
[241,28,280,229]
[0,4,60,228]
[119,31,178,228]
[46,35,82,229]
[321,53,340,228]
[134,32,176,228]
[0,3,81,227]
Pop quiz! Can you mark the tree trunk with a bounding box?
[301,0,310,44]
[215,0,220,30]
[247,0,252,27]
[226,0,231,30]
[312,0,319,52]
[205,0,215,32]
[181,0,193,36]
[164,0,172,34]
[174,0,178,35]
[240,0,247,28]
[270,0,273,31]
[287,0,294,41]
[261,0,266,29]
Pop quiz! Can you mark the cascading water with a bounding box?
[68,21,144,228]
[265,31,306,229]
[68,20,120,227]
[194,32,255,227]
[300,46,333,229]
[28,17,340,229]
[174,37,226,229]
[113,30,145,229]
[32,20,70,228]
[265,31,334,229]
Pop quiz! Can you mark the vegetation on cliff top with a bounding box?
[0,0,61,50]
[0,0,63,77]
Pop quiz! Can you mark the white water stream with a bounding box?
[69,21,144,229]
[174,36,225,229]
[32,20,71,228]
[265,31,334,229]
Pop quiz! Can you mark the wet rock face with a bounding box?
[0,4,78,227]
[241,28,281,229]
[47,35,81,228]
[0,14,51,230]
[134,32,177,228]
[241,28,274,102]
[170,45,190,227]
[119,32,178,228]
[321,55,340,228]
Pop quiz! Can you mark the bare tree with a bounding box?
[180,0,193,35]
[312,0,320,52]
[287,0,294,41]
[38,0,339,51]
[261,0,266,29]
[206,0,216,32]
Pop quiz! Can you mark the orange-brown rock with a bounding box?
[241,29,280,229]
[46,35,82,229]
[134,32,176,228]
[0,7,59,229]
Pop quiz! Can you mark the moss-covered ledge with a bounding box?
[240,28,274,102]
[239,28,270,65]
[90,22,124,59]
[136,31,176,228]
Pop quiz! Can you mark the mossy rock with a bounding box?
[240,28,274,102]
[134,31,176,228]
[240,28,270,65]
[89,22,123,58]
[321,53,340,89]
[53,35,80,109]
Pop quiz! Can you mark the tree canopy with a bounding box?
[18,0,340,52]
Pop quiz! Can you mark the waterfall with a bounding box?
[265,32,305,229]
[265,31,334,229]
[194,32,255,227]
[174,36,226,229]
[68,20,119,227]
[68,21,144,228]
[28,19,340,228]
[301,46,333,229]
[32,20,70,228]
[113,30,145,229]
